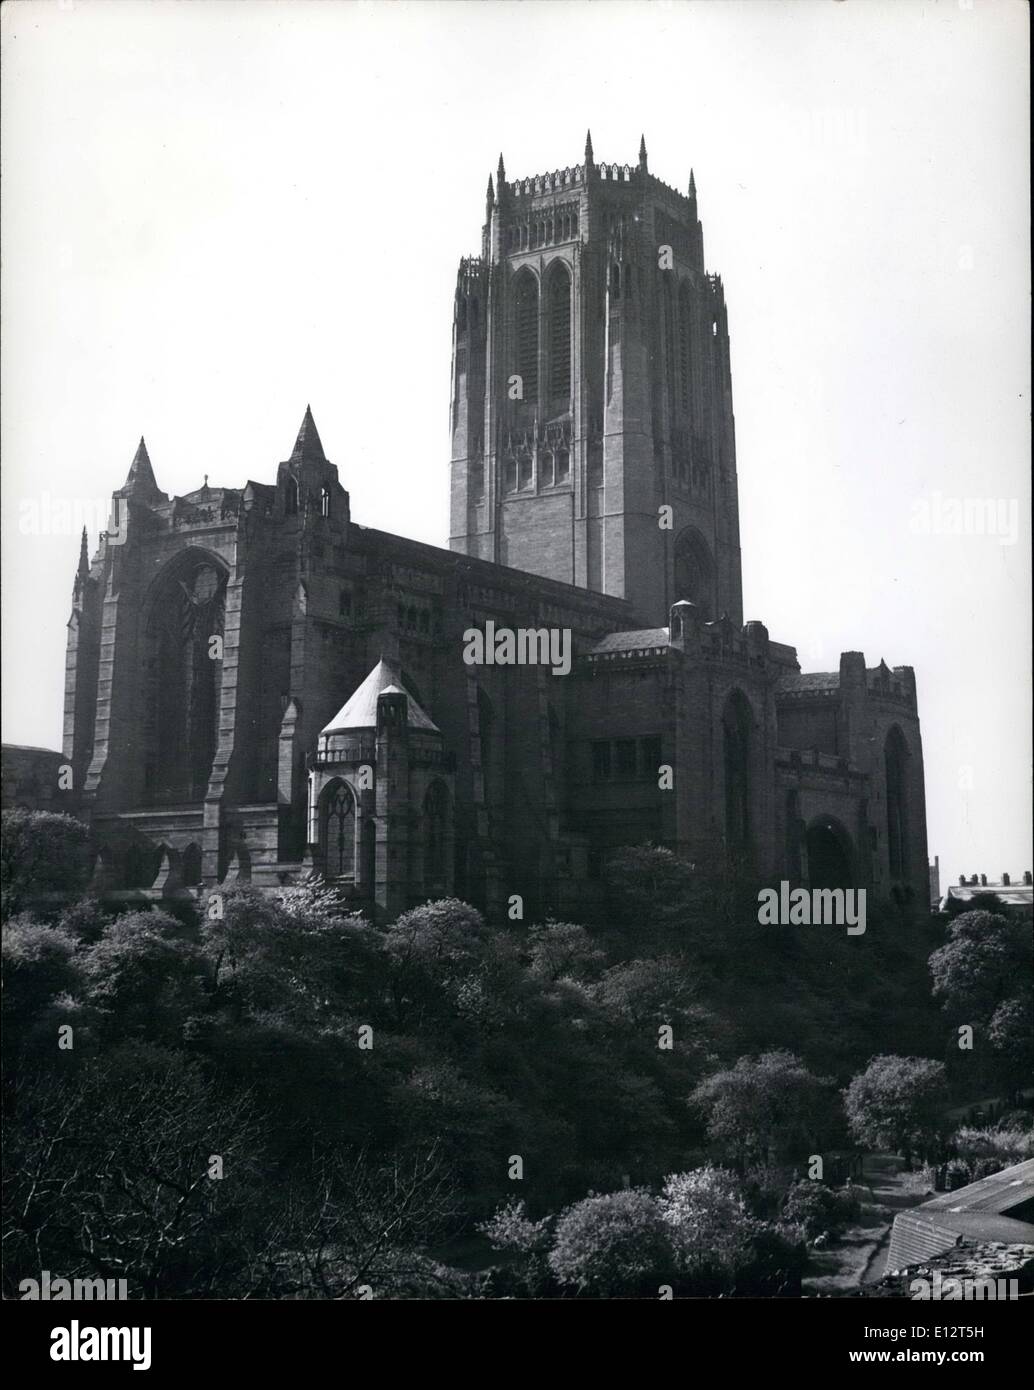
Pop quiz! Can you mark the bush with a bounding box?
[549,1190,675,1297]
[782,1180,860,1241]
[945,1158,972,1191]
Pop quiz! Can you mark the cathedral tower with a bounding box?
[449,134,743,628]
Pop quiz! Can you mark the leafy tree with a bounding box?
[987,998,1034,1098]
[1,810,90,919]
[691,1051,840,1165]
[548,1189,675,1296]
[659,1166,754,1271]
[81,910,206,1044]
[525,920,605,983]
[1,917,87,1068]
[929,910,1031,1026]
[843,1054,949,1167]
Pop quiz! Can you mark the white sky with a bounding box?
[1,0,1030,889]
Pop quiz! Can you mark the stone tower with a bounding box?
[449,133,743,629]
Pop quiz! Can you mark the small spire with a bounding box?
[689,167,697,196]
[77,525,90,578]
[486,173,495,205]
[291,404,326,463]
[496,152,506,187]
[638,134,648,169]
[121,436,162,500]
[584,128,594,164]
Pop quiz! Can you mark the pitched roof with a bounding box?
[321,660,438,734]
[586,627,669,655]
[777,671,840,693]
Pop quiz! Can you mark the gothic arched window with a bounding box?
[144,557,227,802]
[424,780,450,896]
[556,447,570,483]
[320,485,331,518]
[513,270,539,402]
[285,477,299,516]
[322,781,357,879]
[885,726,910,882]
[547,264,572,400]
[723,690,752,854]
[673,529,714,620]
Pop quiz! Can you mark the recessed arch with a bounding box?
[512,267,539,402]
[141,548,229,803]
[545,260,572,400]
[320,778,358,880]
[806,815,855,890]
[673,527,715,620]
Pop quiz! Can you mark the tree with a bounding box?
[843,1055,949,1167]
[658,1166,754,1271]
[690,1051,840,1166]
[1,917,87,1069]
[4,1046,269,1299]
[81,909,206,1044]
[274,1140,460,1299]
[1,810,90,920]
[525,920,605,983]
[548,1189,675,1296]
[929,911,1031,1026]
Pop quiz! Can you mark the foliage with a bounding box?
[781,1180,860,1240]
[1,811,90,919]
[843,1055,949,1165]
[691,1051,841,1164]
[548,1189,675,1296]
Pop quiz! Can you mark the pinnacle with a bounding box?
[584,129,594,163]
[291,404,326,463]
[639,133,648,164]
[121,435,163,500]
[496,152,506,185]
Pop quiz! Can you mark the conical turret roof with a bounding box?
[321,659,438,734]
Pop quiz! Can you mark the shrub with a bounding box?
[782,1180,860,1241]
[548,1189,675,1297]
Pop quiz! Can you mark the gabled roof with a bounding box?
[586,627,669,655]
[321,660,438,734]
[777,671,840,693]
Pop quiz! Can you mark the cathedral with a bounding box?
[61,134,928,920]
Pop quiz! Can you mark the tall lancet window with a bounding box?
[885,726,910,881]
[322,781,357,879]
[144,558,227,802]
[548,264,571,400]
[722,691,752,854]
[423,780,450,896]
[513,270,539,402]
[678,282,693,414]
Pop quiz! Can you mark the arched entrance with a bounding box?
[805,816,854,890]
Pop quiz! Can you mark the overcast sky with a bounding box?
[2,0,1029,888]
